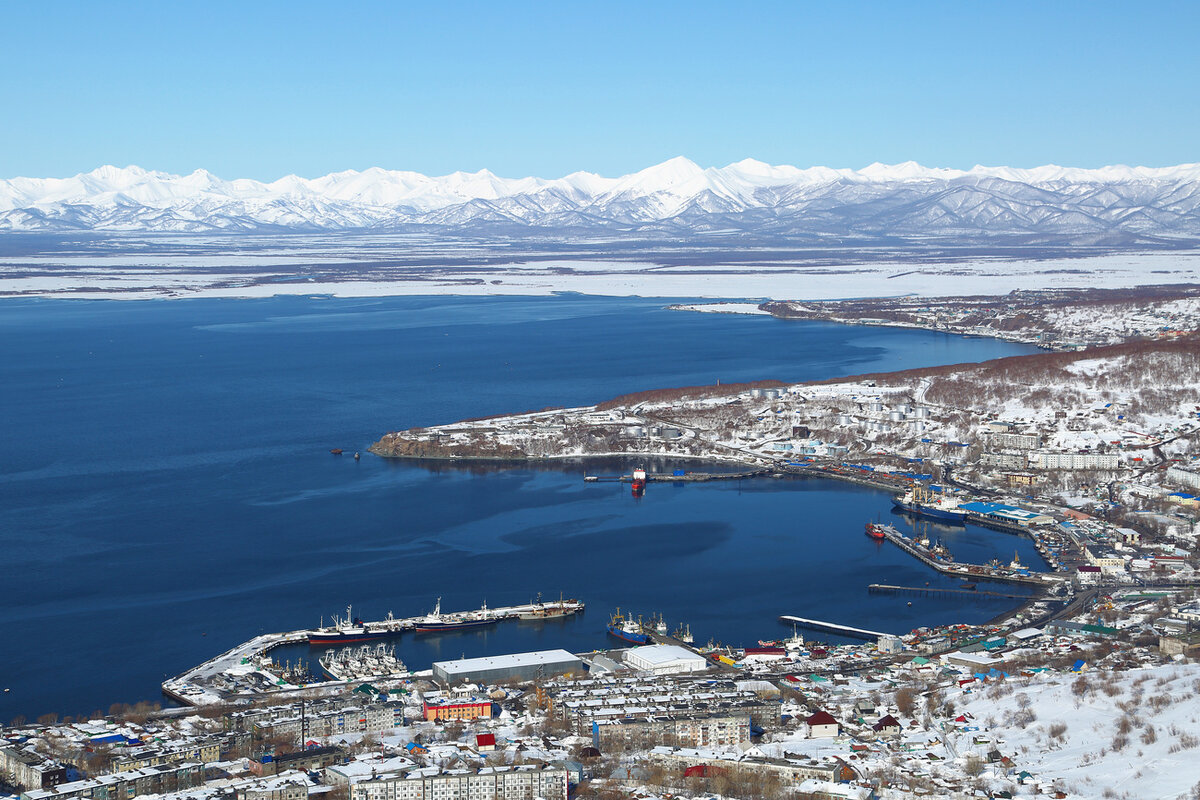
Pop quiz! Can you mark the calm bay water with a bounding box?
[0,295,1037,720]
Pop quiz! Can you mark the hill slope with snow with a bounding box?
[3,158,1200,238]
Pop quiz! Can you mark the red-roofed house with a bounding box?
[475,733,496,752]
[805,710,839,738]
[872,714,902,737]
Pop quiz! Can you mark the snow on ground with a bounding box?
[954,662,1200,800]
[670,302,770,314]
[1,251,1198,300]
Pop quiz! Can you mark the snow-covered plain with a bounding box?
[2,250,1198,301]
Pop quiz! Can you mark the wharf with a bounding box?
[778,615,887,640]
[875,523,1059,588]
[785,464,908,493]
[162,597,583,706]
[964,512,1034,534]
[605,469,769,483]
[868,583,1030,600]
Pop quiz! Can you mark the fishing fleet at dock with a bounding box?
[306,597,585,646]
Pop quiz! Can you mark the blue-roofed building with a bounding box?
[959,501,1053,527]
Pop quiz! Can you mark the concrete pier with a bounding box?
[778,615,888,639]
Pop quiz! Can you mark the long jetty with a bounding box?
[587,469,770,483]
[778,615,888,640]
[875,524,1058,588]
[868,583,1030,600]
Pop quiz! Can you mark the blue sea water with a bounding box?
[0,294,1039,720]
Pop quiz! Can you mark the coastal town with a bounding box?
[4,289,1199,800]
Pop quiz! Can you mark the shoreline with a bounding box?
[374,450,1048,626]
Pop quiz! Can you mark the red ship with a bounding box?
[631,467,647,497]
[865,522,887,540]
[628,465,648,496]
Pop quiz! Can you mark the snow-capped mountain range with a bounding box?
[3,157,1200,237]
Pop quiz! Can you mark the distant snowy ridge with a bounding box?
[3,157,1200,236]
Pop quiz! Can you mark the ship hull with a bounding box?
[893,500,967,522]
[307,629,397,647]
[518,608,578,621]
[415,618,498,633]
[607,624,651,645]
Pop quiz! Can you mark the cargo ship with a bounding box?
[607,609,651,645]
[414,597,500,633]
[893,486,968,522]
[631,467,647,497]
[307,606,400,646]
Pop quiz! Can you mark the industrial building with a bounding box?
[432,649,582,685]
[959,501,1053,527]
[622,644,707,675]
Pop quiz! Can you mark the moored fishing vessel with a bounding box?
[414,597,499,633]
[307,606,401,647]
[893,485,968,522]
[518,593,585,620]
[607,609,651,645]
[319,643,408,682]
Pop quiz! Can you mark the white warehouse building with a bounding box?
[622,645,707,675]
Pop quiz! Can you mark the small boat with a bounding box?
[865,522,887,540]
[330,448,344,455]
[631,467,647,497]
[353,452,360,460]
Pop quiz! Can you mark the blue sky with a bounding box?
[3,1,1197,179]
